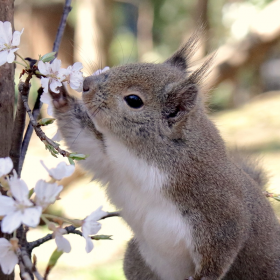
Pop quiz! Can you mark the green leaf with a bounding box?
[28,188,34,198]
[40,52,57,63]
[91,235,113,240]
[44,143,59,158]
[38,118,56,126]
[273,195,280,202]
[68,157,75,165]
[69,153,88,160]
[44,249,63,278]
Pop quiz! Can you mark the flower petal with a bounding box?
[2,21,12,44]
[55,234,71,253]
[11,28,24,46]
[85,206,106,223]
[49,79,62,93]
[35,180,63,209]
[82,206,105,237]
[0,238,12,258]
[0,196,16,216]
[72,62,83,71]
[0,50,8,66]
[0,157,13,177]
[38,61,48,75]
[0,251,18,274]
[1,211,22,233]
[6,49,17,63]
[92,66,110,76]
[22,207,42,228]
[42,161,75,180]
[85,236,94,253]
[40,91,53,116]
[40,77,50,94]
[9,177,32,206]
[51,58,62,72]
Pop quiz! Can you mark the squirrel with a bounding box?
[50,35,280,280]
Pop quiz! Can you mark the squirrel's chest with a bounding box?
[105,135,196,280]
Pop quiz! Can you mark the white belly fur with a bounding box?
[104,134,196,280]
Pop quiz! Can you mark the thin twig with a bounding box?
[28,212,120,251]
[19,87,43,175]
[52,0,72,57]
[17,248,43,280]
[18,0,72,171]
[100,211,120,220]
[19,80,71,158]
[9,81,29,175]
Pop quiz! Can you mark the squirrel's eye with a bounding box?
[124,95,143,109]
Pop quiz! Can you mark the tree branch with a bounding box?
[18,0,73,173]
[19,88,43,175]
[100,211,120,220]
[17,248,43,280]
[52,0,72,57]
[28,212,120,251]
[19,79,71,158]
[9,83,28,175]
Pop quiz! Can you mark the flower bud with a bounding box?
[40,52,56,63]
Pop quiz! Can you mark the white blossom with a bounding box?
[63,62,84,92]
[82,206,106,253]
[0,157,13,177]
[34,180,63,209]
[41,161,75,180]
[39,92,62,142]
[38,59,65,94]
[0,21,23,66]
[93,66,110,76]
[40,91,54,116]
[0,238,18,274]
[48,223,71,253]
[0,173,42,233]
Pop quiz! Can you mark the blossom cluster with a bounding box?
[0,20,110,275]
[0,21,23,66]
[0,157,106,274]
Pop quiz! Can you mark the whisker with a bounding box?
[72,128,84,145]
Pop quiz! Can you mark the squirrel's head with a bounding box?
[82,36,211,147]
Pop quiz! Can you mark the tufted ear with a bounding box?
[164,33,200,72]
[162,81,198,129]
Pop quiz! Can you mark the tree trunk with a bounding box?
[0,0,15,159]
[194,0,209,57]
[0,1,16,279]
[137,0,154,61]
[74,0,113,73]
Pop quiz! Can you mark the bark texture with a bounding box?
[0,0,15,159]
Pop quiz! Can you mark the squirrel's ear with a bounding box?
[163,33,199,72]
[162,82,198,128]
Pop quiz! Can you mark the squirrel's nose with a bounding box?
[83,77,91,93]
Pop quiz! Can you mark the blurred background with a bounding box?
[13,0,280,279]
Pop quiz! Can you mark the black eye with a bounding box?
[124,95,143,109]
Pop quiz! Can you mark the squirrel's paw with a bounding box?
[49,86,69,112]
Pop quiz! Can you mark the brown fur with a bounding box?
[51,35,280,280]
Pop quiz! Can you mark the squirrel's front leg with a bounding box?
[192,222,247,280]
[50,87,110,179]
